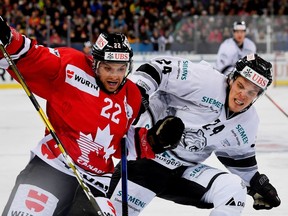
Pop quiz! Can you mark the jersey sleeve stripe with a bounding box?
[136,63,161,85]
[216,155,257,168]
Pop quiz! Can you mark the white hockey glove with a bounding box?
[248,172,281,210]
[0,16,12,47]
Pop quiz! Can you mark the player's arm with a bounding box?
[215,42,235,74]
[126,116,184,160]
[0,16,61,99]
[247,172,281,210]
[216,151,281,210]
[130,57,185,115]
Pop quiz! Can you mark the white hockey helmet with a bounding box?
[233,21,246,31]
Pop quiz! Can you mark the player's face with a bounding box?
[233,30,245,45]
[97,62,127,92]
[228,76,261,112]
[83,46,91,55]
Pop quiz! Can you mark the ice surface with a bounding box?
[0,87,287,215]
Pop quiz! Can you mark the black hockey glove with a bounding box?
[0,16,12,47]
[147,116,184,154]
[248,172,281,210]
[137,85,149,114]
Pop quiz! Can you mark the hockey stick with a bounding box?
[120,106,156,215]
[121,136,128,216]
[0,43,104,216]
[265,93,288,118]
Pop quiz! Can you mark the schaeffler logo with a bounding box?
[240,66,269,89]
[96,34,108,50]
[104,52,129,61]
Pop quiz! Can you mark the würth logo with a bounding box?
[67,70,74,79]
[26,189,49,212]
[65,64,100,97]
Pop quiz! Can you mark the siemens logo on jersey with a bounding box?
[236,124,248,144]
[65,64,100,97]
[201,96,223,109]
[181,60,189,80]
[116,191,147,208]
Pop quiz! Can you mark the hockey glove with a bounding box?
[0,16,12,47]
[147,116,184,154]
[248,172,281,210]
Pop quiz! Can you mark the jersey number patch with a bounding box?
[101,98,121,124]
[156,59,172,74]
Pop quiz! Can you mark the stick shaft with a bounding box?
[121,136,128,216]
[265,93,288,118]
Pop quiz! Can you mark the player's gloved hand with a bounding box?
[0,16,12,47]
[147,116,184,154]
[137,85,149,114]
[248,172,281,210]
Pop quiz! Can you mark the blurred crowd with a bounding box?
[0,0,288,52]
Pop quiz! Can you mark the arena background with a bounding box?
[0,0,288,215]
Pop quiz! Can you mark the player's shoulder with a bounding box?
[219,38,238,51]
[244,38,257,48]
[124,79,141,96]
[57,47,84,57]
[220,38,235,46]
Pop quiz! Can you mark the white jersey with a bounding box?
[215,38,256,74]
[129,56,259,184]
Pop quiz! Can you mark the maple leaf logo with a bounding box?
[77,125,115,164]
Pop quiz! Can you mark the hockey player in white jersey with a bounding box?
[215,21,256,75]
[108,54,281,216]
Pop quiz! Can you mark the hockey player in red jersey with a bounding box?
[0,16,184,215]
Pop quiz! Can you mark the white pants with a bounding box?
[110,162,247,216]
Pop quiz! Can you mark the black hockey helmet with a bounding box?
[92,32,133,72]
[233,21,246,31]
[231,53,273,91]
[91,32,133,92]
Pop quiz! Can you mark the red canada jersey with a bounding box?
[2,29,142,175]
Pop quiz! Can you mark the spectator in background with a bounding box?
[215,21,256,75]
[157,32,167,52]
[49,29,64,46]
[82,40,92,56]
[165,30,174,51]
[127,30,139,44]
[150,29,159,51]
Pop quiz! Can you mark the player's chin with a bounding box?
[104,82,120,92]
[230,101,245,112]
